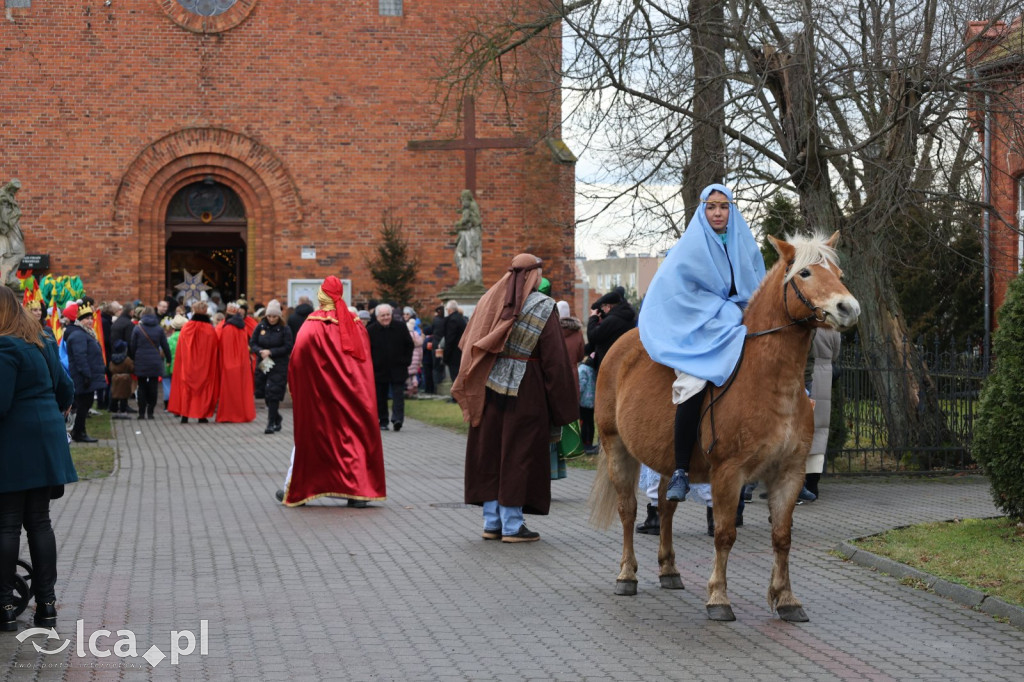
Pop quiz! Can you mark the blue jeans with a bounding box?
[482,500,524,535]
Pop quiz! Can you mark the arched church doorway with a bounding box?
[165,179,247,304]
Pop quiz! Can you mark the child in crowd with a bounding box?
[108,340,135,419]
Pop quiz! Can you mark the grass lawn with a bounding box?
[404,398,598,470]
[70,446,116,480]
[68,410,116,479]
[404,399,469,435]
[83,409,114,440]
[852,517,1024,608]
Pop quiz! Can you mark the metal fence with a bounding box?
[826,335,987,474]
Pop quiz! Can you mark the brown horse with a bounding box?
[588,232,860,622]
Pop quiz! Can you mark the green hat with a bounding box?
[538,277,551,295]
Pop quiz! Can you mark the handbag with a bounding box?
[558,420,585,457]
[138,327,165,359]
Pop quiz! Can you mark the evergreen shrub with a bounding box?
[974,272,1024,520]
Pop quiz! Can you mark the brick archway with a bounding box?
[114,127,301,305]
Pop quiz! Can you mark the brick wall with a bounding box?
[0,0,575,313]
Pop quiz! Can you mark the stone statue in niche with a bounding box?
[0,179,26,287]
[452,189,483,286]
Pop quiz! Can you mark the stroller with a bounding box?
[11,560,33,616]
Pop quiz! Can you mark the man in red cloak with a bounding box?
[169,301,220,423]
[215,303,256,423]
[276,276,386,507]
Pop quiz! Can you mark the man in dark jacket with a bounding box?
[367,303,414,431]
[287,296,314,339]
[442,300,467,383]
[585,287,637,374]
[62,303,108,442]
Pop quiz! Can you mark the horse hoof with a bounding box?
[659,574,685,590]
[706,604,736,621]
[614,580,638,596]
[777,605,809,622]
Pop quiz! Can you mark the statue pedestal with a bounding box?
[438,283,487,317]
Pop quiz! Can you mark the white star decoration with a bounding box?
[175,269,210,304]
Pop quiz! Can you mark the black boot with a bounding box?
[636,504,660,535]
[265,402,278,434]
[1,604,16,632]
[707,506,715,537]
[33,600,56,628]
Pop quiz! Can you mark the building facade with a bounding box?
[967,18,1024,315]
[573,253,662,320]
[1,0,575,309]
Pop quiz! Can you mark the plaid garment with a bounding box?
[485,291,555,397]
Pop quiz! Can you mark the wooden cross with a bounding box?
[407,96,533,194]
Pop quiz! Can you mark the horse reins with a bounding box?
[699,262,826,456]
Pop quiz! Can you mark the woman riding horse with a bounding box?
[639,184,767,502]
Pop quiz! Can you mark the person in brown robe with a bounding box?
[452,253,579,543]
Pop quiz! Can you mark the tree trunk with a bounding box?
[682,0,726,218]
[756,24,953,467]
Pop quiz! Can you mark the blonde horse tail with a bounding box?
[588,449,618,529]
[588,445,640,530]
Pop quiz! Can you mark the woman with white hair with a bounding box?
[403,306,424,397]
[249,299,293,434]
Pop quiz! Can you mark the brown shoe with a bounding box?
[501,526,540,543]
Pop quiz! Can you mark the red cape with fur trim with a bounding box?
[215,318,256,423]
[168,317,220,419]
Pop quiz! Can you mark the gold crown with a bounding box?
[77,304,94,318]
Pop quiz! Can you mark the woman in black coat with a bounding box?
[250,300,293,434]
[129,307,172,420]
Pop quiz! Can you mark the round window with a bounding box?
[176,0,239,16]
[160,0,256,34]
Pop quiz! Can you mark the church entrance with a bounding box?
[165,179,247,304]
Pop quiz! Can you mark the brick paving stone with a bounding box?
[0,409,1021,680]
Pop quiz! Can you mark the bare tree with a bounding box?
[441,0,1024,458]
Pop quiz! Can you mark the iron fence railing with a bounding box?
[826,335,986,474]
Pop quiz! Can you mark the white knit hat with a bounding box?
[266,299,282,317]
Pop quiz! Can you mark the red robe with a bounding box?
[215,317,256,423]
[282,308,386,505]
[244,316,258,372]
[168,316,220,419]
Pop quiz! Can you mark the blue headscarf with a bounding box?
[638,184,767,386]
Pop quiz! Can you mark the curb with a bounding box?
[834,540,1024,629]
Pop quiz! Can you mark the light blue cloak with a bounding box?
[639,184,766,386]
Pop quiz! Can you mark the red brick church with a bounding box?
[1,0,575,308]
[967,18,1024,315]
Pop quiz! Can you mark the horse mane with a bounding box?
[781,233,840,283]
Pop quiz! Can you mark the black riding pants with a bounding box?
[674,387,707,472]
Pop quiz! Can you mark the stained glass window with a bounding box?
[176,0,238,17]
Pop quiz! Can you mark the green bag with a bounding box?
[558,420,584,457]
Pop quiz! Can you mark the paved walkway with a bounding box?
[1,407,1022,681]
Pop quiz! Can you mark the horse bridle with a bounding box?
[700,261,825,456]
[745,261,828,339]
